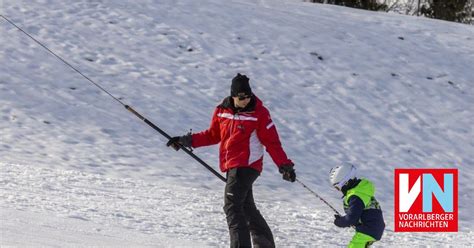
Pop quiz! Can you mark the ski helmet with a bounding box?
[329,163,357,190]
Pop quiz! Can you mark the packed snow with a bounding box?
[1,0,473,247]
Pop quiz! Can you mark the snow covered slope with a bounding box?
[1,0,473,246]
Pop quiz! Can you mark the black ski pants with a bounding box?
[223,167,275,248]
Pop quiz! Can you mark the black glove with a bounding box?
[279,163,296,182]
[166,133,192,151]
[334,214,343,227]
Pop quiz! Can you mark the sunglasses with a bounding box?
[234,94,251,100]
[237,95,251,100]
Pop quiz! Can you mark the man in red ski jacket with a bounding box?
[167,73,295,248]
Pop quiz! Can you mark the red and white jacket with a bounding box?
[191,95,292,173]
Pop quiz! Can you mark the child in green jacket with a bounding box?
[329,163,385,248]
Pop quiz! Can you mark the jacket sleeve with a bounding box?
[334,195,364,227]
[191,108,221,148]
[256,107,292,167]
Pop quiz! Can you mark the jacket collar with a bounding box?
[219,95,259,114]
[341,178,362,197]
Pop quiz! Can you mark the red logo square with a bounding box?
[394,168,458,232]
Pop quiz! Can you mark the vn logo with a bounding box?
[395,169,458,232]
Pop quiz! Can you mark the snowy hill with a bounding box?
[1,0,473,246]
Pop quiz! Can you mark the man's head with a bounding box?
[231,73,252,108]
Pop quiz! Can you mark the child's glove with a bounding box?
[334,214,344,227]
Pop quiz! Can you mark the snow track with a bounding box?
[2,163,473,247]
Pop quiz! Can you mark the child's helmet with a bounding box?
[329,163,357,190]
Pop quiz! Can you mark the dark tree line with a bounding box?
[305,0,473,24]
[420,0,472,23]
[306,0,387,10]
[328,0,387,10]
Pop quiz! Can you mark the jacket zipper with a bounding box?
[224,112,237,170]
